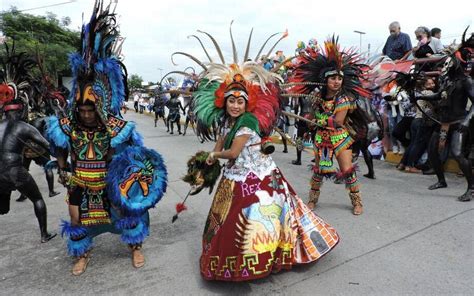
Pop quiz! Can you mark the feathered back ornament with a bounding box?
[172,151,222,223]
[172,21,286,141]
[289,35,370,99]
[68,0,128,121]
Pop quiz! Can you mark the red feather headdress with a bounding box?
[288,35,371,99]
[172,21,288,138]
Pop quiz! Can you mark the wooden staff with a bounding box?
[412,56,446,64]
[281,111,316,126]
[171,188,194,223]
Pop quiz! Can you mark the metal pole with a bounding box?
[157,68,163,82]
[353,30,366,54]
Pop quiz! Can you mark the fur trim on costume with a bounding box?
[116,218,149,245]
[111,121,137,148]
[60,220,92,257]
[60,220,87,239]
[67,236,93,257]
[114,216,141,230]
[46,116,70,152]
[106,145,167,216]
[131,130,144,146]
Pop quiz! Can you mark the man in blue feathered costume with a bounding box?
[46,1,167,276]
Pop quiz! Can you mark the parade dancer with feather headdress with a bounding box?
[15,54,68,202]
[173,22,339,281]
[289,36,371,215]
[0,43,57,243]
[46,1,167,275]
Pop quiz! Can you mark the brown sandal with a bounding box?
[130,245,145,268]
[72,252,91,276]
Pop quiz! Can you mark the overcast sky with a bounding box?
[2,0,473,82]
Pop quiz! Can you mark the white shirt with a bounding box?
[222,127,276,182]
[429,37,444,54]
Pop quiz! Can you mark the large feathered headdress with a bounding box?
[448,27,473,73]
[172,21,287,141]
[0,43,37,113]
[288,36,370,98]
[68,0,128,122]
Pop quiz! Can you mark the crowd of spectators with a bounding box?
[129,23,469,176]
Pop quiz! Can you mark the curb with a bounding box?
[131,108,463,174]
[384,152,461,173]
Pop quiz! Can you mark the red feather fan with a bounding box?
[251,83,281,136]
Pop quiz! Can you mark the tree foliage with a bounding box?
[0,9,80,82]
[128,74,143,91]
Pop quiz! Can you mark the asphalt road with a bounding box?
[1,110,472,295]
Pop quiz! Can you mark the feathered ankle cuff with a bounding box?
[60,220,92,257]
[115,217,149,245]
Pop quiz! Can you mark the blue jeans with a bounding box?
[387,106,402,148]
[401,118,421,166]
[406,121,435,167]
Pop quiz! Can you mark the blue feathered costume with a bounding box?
[46,1,167,259]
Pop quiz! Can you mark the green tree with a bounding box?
[0,9,80,82]
[128,74,143,91]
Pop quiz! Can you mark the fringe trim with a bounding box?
[334,102,355,113]
[60,220,92,257]
[116,218,149,245]
[334,136,354,157]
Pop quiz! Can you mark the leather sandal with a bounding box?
[72,252,91,276]
[130,245,145,268]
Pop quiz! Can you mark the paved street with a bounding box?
[0,110,472,295]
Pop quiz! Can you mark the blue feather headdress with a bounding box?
[68,0,128,122]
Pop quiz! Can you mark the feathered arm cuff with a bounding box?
[111,121,141,148]
[46,116,70,155]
